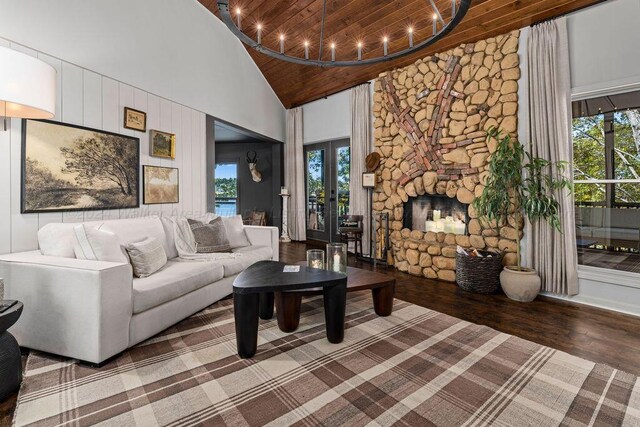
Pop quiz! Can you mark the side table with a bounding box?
[0,301,23,402]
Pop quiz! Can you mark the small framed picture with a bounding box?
[149,130,176,159]
[123,107,146,132]
[362,172,376,188]
[143,165,179,204]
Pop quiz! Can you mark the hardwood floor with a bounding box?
[2,241,639,426]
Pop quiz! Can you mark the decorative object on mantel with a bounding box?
[22,119,140,213]
[455,246,503,294]
[326,243,347,273]
[142,165,179,204]
[0,45,56,131]
[123,106,146,132]
[216,0,471,67]
[246,150,262,182]
[372,30,522,282]
[472,127,572,302]
[279,189,291,242]
[149,129,176,159]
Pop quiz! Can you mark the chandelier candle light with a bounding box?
[217,0,471,67]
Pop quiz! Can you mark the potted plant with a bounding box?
[473,127,572,302]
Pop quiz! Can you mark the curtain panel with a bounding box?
[285,107,306,241]
[525,17,579,295]
[349,84,372,256]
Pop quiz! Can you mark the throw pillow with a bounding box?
[222,215,250,249]
[125,237,168,278]
[73,224,129,263]
[187,217,231,253]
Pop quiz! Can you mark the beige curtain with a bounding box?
[525,17,578,295]
[349,84,372,255]
[285,107,306,241]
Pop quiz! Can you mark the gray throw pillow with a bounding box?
[188,217,231,253]
[125,237,167,278]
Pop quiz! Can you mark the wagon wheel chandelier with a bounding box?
[217,0,472,67]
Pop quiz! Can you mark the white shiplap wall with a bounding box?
[0,38,207,255]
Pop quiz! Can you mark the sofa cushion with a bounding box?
[222,215,251,249]
[217,245,274,277]
[73,224,129,263]
[188,217,231,253]
[100,217,172,259]
[126,237,168,278]
[38,223,78,258]
[132,260,224,313]
[38,217,172,260]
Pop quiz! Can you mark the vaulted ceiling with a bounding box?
[199,0,603,108]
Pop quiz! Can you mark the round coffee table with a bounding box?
[0,301,23,402]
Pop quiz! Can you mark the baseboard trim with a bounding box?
[541,291,640,318]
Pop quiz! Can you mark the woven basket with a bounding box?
[455,250,504,294]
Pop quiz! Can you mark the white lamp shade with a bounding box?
[0,46,56,119]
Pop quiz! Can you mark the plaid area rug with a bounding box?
[12,292,640,426]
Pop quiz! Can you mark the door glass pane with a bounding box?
[336,146,350,217]
[214,163,238,216]
[307,149,325,231]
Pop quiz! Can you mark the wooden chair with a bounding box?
[243,211,267,226]
[338,215,364,258]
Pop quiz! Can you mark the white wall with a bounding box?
[0,37,207,254]
[0,0,285,142]
[568,0,640,98]
[302,90,351,144]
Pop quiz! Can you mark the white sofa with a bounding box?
[0,216,279,364]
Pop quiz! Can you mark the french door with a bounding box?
[304,139,350,242]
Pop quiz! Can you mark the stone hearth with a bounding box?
[372,30,522,282]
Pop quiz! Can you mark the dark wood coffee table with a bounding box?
[233,260,347,358]
[272,263,396,333]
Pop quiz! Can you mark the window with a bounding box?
[572,90,640,273]
[214,163,238,216]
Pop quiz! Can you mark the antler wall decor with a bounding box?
[246,151,262,183]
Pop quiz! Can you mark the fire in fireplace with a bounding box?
[403,194,469,235]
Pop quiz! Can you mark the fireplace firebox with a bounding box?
[403,194,469,234]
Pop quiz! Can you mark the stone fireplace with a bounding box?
[371,30,522,282]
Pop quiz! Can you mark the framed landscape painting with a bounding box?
[149,129,176,159]
[123,107,146,132]
[143,165,179,204]
[21,119,140,213]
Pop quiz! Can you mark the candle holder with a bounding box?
[326,243,347,273]
[306,249,325,270]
